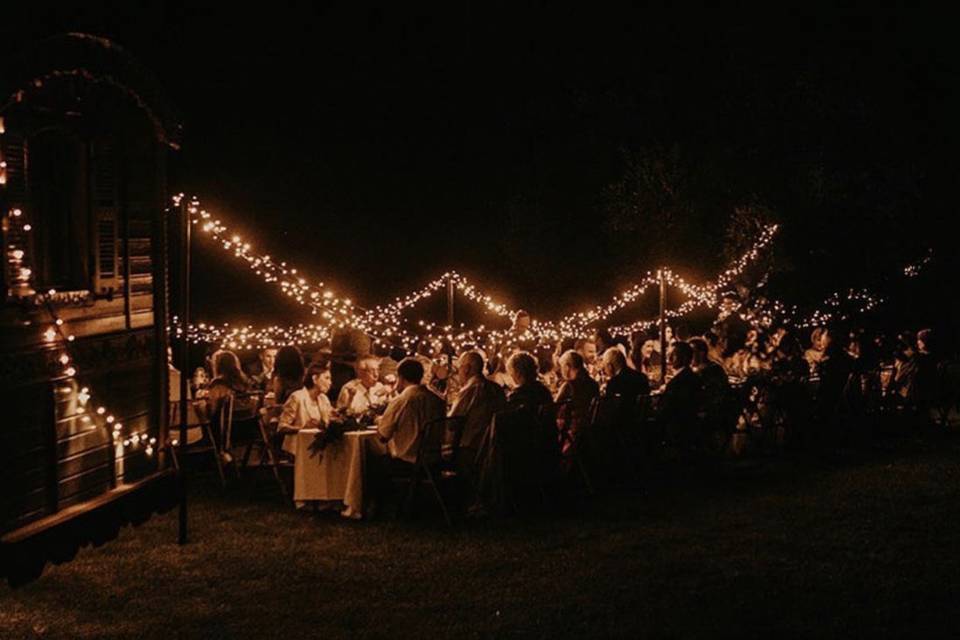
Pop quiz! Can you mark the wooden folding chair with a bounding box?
[394,415,466,526]
[166,399,227,488]
[219,391,262,479]
[240,406,288,499]
[593,393,643,486]
[487,404,552,514]
[556,397,594,495]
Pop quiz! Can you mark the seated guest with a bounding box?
[816,326,857,422]
[448,350,507,480]
[659,341,703,446]
[553,338,576,377]
[721,332,749,379]
[336,355,389,417]
[689,337,730,429]
[414,341,435,385]
[376,358,446,465]
[278,362,334,451]
[593,328,616,356]
[555,350,600,451]
[601,347,650,405]
[690,338,728,388]
[201,350,257,459]
[374,342,400,386]
[575,337,599,377]
[506,351,553,408]
[672,323,692,344]
[703,330,726,368]
[270,346,305,406]
[634,339,663,387]
[168,347,204,443]
[247,347,278,391]
[202,349,253,422]
[804,327,827,374]
[487,346,514,389]
[536,344,560,392]
[474,353,554,515]
[428,352,458,400]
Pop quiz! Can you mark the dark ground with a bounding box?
[4,430,960,639]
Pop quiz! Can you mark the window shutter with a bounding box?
[2,130,33,297]
[90,140,119,295]
[1,130,27,202]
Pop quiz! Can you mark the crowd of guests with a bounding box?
[174,306,954,516]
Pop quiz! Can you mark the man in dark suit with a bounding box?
[660,341,704,448]
[602,347,650,405]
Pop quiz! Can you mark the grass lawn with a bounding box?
[4,432,960,639]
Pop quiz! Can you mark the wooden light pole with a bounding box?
[446,274,455,327]
[658,268,667,385]
[178,199,191,545]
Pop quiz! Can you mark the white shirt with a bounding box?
[279,388,332,432]
[336,379,390,416]
[448,375,506,450]
[377,384,446,464]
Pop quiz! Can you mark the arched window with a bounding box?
[25,130,120,294]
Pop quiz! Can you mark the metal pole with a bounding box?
[178,200,191,545]
[659,268,667,385]
[446,274,454,327]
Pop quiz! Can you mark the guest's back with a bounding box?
[605,367,650,404]
[660,367,703,432]
[556,370,600,429]
[451,375,508,450]
[378,383,446,463]
[509,380,553,409]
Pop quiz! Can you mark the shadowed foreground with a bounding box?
[4,433,960,639]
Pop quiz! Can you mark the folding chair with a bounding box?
[556,397,594,495]
[240,405,289,499]
[592,394,643,486]
[220,391,262,450]
[166,399,227,488]
[477,405,546,515]
[394,415,466,526]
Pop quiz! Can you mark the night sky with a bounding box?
[3,3,955,332]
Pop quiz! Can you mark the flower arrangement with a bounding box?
[307,415,356,461]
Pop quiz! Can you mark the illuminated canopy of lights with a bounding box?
[165,195,922,348]
[168,195,789,349]
[1,179,927,357]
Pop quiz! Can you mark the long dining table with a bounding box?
[282,427,384,518]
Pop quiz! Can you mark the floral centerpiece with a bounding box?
[307,415,357,461]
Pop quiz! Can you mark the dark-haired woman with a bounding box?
[202,349,253,422]
[267,345,304,405]
[278,361,334,454]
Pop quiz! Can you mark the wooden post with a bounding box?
[659,268,667,385]
[178,199,191,545]
[446,274,454,327]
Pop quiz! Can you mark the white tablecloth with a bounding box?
[284,428,382,518]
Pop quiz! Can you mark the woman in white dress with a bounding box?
[278,361,334,454]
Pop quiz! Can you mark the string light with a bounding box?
[12,274,161,459]
[172,195,364,330]
[0,115,6,186]
[14,193,920,362]
[903,251,932,278]
[172,201,901,346]
[4,207,35,297]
